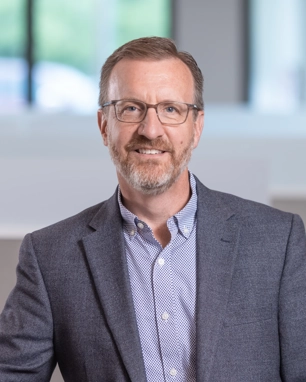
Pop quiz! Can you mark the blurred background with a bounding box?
[0,1,306,380]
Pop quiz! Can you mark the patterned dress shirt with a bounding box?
[118,173,197,382]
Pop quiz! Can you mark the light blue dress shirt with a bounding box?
[118,173,197,382]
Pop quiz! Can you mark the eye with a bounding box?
[120,101,145,114]
[165,106,177,113]
[118,102,143,116]
[162,103,181,114]
[115,100,145,122]
[125,105,137,112]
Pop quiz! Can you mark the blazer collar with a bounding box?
[82,190,147,382]
[194,177,240,382]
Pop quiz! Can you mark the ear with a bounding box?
[97,109,109,146]
[192,110,204,149]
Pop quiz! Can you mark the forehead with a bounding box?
[108,58,195,102]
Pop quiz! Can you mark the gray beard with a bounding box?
[108,136,194,196]
[115,154,189,196]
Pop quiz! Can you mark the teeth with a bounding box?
[138,149,163,154]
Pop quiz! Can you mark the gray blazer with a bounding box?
[0,178,306,382]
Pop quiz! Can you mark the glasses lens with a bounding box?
[157,102,188,124]
[115,100,146,122]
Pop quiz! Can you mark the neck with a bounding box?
[118,170,191,247]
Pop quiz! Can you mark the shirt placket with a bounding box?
[152,221,183,381]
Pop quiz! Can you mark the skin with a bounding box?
[97,58,204,247]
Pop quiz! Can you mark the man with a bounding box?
[0,37,305,382]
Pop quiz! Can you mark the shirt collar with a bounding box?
[173,173,197,238]
[118,172,198,239]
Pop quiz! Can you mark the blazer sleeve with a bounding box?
[0,233,55,381]
[279,214,306,381]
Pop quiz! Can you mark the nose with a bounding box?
[138,107,164,140]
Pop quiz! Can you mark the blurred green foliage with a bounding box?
[35,0,97,75]
[0,0,170,75]
[0,1,25,57]
[117,0,170,46]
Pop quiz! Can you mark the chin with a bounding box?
[120,161,188,196]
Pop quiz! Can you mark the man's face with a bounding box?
[98,58,204,195]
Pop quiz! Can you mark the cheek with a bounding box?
[110,131,131,152]
[178,130,194,146]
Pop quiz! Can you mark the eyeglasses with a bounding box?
[101,99,200,125]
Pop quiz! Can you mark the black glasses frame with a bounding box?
[101,99,200,125]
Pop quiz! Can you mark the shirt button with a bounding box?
[170,368,177,377]
[137,222,144,229]
[161,312,169,321]
[158,258,165,266]
[183,227,189,234]
[130,230,135,236]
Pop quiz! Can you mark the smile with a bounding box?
[136,149,164,155]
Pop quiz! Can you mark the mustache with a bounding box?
[125,136,173,152]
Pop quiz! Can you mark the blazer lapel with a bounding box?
[81,191,147,382]
[195,179,240,382]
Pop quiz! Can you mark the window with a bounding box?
[249,0,306,112]
[0,1,26,111]
[0,0,171,113]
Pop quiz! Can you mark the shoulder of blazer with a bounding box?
[194,175,294,227]
[29,188,120,247]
